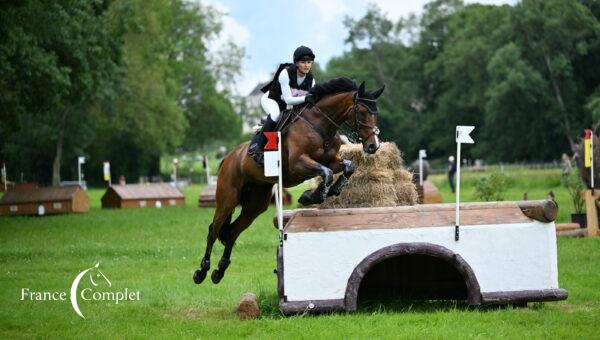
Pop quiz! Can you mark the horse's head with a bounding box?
[88,262,112,288]
[352,81,385,154]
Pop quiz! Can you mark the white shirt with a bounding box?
[278,70,316,106]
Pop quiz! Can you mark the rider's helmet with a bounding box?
[293,46,315,63]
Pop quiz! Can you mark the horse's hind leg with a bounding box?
[211,184,273,284]
[193,194,238,285]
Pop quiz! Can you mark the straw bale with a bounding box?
[303,143,418,209]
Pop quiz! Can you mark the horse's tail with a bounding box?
[217,212,233,244]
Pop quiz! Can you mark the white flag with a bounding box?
[264,151,280,177]
[456,126,475,144]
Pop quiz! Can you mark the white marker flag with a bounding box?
[456,126,475,144]
[263,132,280,177]
[263,132,284,232]
[455,125,476,241]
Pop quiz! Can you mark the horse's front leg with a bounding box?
[294,154,334,206]
[328,159,355,197]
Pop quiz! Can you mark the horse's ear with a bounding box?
[358,81,366,97]
[371,85,385,99]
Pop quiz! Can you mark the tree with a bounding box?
[0,0,125,184]
[512,0,600,149]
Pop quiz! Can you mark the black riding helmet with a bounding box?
[293,45,315,63]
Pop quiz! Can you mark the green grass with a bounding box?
[1,169,598,338]
[429,168,575,223]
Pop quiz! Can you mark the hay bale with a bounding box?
[320,171,398,208]
[393,170,419,205]
[236,292,259,320]
[334,142,404,169]
[308,142,418,209]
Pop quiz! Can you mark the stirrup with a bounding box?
[248,142,259,156]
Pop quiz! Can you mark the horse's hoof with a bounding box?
[328,190,341,197]
[193,269,207,284]
[211,269,223,284]
[298,192,313,206]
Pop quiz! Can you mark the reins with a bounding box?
[295,92,380,143]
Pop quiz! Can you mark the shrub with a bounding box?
[565,168,585,214]
[474,173,512,201]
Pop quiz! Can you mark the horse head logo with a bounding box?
[89,262,111,288]
[70,262,111,318]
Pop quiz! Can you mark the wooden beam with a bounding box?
[584,190,599,237]
[277,200,556,233]
[516,200,557,223]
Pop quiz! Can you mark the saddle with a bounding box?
[250,106,306,168]
[275,107,302,132]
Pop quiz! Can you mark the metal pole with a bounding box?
[78,161,82,187]
[455,142,461,241]
[419,154,423,186]
[592,133,595,193]
[277,131,284,232]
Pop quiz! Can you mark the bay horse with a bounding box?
[193,78,385,284]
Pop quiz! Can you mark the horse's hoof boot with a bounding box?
[193,269,207,284]
[211,270,223,284]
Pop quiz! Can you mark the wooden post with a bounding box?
[585,190,599,237]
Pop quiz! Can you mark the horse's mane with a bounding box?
[309,77,356,101]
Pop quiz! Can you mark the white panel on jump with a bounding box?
[282,221,559,302]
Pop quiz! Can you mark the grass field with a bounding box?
[1,169,599,338]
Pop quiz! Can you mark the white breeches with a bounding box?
[261,92,281,121]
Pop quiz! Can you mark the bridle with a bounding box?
[306,92,380,143]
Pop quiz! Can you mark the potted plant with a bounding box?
[565,169,586,228]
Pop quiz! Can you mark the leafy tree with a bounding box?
[0,0,124,184]
[511,0,599,149]
[327,0,599,164]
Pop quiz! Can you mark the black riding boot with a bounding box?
[248,116,277,166]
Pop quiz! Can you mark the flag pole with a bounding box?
[277,131,284,232]
[455,140,461,241]
[455,126,475,241]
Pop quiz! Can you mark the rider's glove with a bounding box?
[305,93,317,105]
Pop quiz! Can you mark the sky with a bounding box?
[203,0,518,95]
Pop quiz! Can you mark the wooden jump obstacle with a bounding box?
[0,186,89,216]
[101,183,184,209]
[415,180,443,204]
[198,184,217,207]
[555,189,599,237]
[583,189,599,237]
[274,200,567,314]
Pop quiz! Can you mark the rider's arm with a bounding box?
[278,71,306,105]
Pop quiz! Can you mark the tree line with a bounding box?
[323,0,599,163]
[0,0,243,185]
[2,0,598,186]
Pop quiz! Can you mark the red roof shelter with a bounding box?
[0,186,89,216]
[101,183,185,209]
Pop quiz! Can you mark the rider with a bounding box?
[248,45,318,160]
